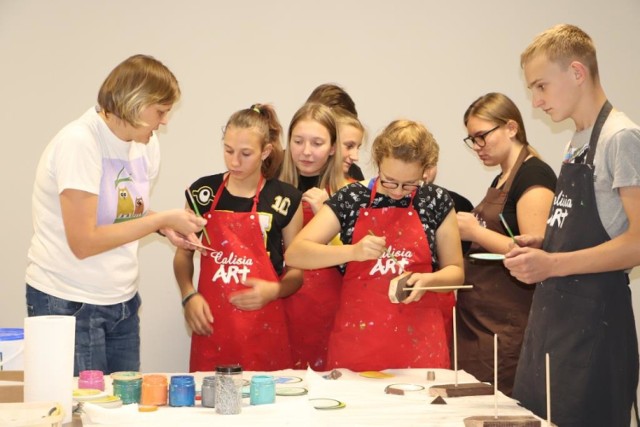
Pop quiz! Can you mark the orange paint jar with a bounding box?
[140,374,168,406]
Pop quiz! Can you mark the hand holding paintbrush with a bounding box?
[186,188,211,245]
[498,213,519,247]
[367,230,400,264]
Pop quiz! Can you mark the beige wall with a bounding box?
[1,0,638,394]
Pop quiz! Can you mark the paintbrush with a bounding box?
[186,188,211,245]
[368,230,400,264]
[498,213,517,246]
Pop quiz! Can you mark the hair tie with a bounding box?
[251,105,261,114]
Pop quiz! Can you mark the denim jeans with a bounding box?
[26,284,141,376]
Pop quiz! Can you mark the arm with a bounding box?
[60,189,206,259]
[405,210,465,302]
[277,203,304,298]
[173,245,214,336]
[229,204,307,311]
[301,187,330,214]
[505,186,640,283]
[284,204,387,269]
[457,186,554,254]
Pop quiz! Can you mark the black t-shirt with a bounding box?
[187,174,302,275]
[347,163,365,181]
[446,189,474,254]
[297,175,320,192]
[326,180,454,273]
[490,157,557,235]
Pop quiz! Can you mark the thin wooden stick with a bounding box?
[494,334,498,418]
[401,285,473,291]
[453,306,458,386]
[546,353,551,426]
[182,239,212,252]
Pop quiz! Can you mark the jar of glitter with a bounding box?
[141,374,168,406]
[249,375,275,405]
[201,376,216,408]
[111,371,142,405]
[215,365,243,414]
[169,375,195,407]
[78,370,104,391]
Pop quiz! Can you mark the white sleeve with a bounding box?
[52,124,102,195]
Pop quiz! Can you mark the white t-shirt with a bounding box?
[567,110,640,239]
[26,107,160,305]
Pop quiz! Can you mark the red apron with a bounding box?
[326,180,451,370]
[284,202,342,370]
[189,175,292,372]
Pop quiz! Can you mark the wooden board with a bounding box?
[428,382,494,397]
[389,271,413,303]
[463,415,548,427]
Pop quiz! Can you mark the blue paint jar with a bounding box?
[250,375,275,405]
[169,375,195,407]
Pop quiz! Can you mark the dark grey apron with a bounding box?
[513,101,639,426]
[457,146,534,396]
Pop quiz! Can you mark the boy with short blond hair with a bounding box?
[504,24,640,426]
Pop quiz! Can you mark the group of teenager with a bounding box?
[25,24,640,427]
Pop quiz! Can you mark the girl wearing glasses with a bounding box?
[280,102,356,370]
[285,119,464,370]
[455,92,556,395]
[174,104,304,371]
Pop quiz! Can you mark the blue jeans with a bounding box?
[26,285,141,376]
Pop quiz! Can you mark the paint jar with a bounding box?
[169,375,195,407]
[201,376,216,408]
[111,372,142,405]
[0,328,24,371]
[141,374,168,406]
[215,364,243,414]
[250,375,275,405]
[78,370,105,391]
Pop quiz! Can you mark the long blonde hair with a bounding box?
[280,103,345,194]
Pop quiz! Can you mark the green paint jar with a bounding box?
[111,371,142,405]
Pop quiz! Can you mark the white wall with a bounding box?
[1,0,639,382]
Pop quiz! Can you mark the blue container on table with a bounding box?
[169,375,195,407]
[250,375,275,405]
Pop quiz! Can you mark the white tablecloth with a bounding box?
[79,368,543,426]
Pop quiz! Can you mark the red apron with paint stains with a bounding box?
[190,175,292,372]
[326,181,450,370]
[284,201,342,370]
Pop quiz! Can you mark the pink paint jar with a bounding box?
[78,370,105,391]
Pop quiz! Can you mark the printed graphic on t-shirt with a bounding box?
[98,158,149,225]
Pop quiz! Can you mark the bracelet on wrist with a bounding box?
[181,290,199,307]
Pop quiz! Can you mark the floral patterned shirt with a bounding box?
[325,180,454,273]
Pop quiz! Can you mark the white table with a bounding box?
[79,368,543,426]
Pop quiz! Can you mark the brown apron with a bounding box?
[456,146,534,395]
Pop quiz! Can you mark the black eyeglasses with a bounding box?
[379,178,423,192]
[463,125,500,149]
